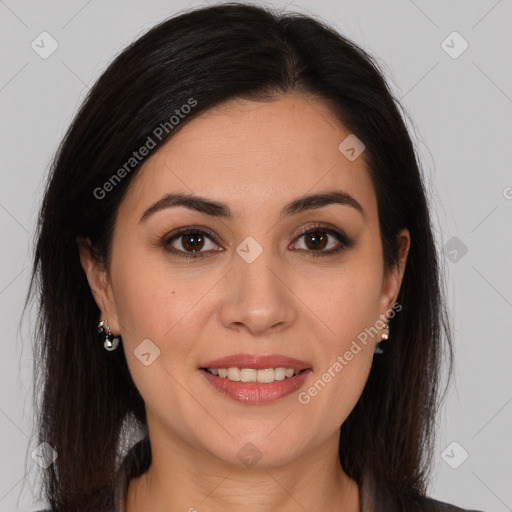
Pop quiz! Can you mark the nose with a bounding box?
[218,246,297,337]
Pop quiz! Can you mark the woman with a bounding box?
[28,3,485,511]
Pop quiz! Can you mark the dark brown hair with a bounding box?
[24,3,452,510]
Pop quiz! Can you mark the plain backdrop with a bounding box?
[0,1,511,511]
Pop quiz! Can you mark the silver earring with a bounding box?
[374,321,389,355]
[97,320,120,351]
[381,321,389,340]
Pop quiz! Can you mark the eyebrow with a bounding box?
[139,190,366,223]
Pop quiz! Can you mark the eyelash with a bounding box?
[159,224,355,260]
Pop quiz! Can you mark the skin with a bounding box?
[78,92,410,512]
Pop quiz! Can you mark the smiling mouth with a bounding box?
[199,366,312,404]
[198,354,312,403]
[200,367,306,383]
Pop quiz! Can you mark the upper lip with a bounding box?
[200,354,312,371]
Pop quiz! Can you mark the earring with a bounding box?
[374,321,389,355]
[97,320,121,351]
[381,321,389,341]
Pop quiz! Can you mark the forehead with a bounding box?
[120,93,377,224]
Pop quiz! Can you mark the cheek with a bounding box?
[110,251,220,406]
[293,344,374,454]
[291,257,381,422]
[112,246,211,341]
[296,257,383,346]
[297,329,375,437]
[113,260,207,424]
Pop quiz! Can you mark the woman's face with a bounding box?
[81,92,409,469]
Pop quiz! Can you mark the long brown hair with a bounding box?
[24,3,452,510]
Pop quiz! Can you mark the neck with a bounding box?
[126,429,360,512]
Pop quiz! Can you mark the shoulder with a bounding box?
[419,496,486,512]
[362,474,485,512]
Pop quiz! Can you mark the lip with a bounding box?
[200,368,312,404]
[200,354,312,371]
[199,353,313,405]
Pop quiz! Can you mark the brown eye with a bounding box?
[162,227,222,259]
[303,231,328,251]
[289,224,356,258]
[180,233,207,252]
[292,227,349,255]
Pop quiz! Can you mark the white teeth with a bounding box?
[274,368,286,381]
[256,368,274,383]
[206,367,301,383]
[227,367,240,381]
[240,368,257,382]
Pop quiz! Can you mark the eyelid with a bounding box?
[166,225,221,242]
[293,222,346,239]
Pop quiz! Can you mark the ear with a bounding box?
[76,236,121,335]
[378,228,410,315]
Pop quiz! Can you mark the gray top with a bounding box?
[35,435,485,512]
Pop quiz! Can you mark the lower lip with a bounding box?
[200,369,312,404]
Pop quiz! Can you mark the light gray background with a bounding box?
[0,1,511,511]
